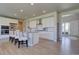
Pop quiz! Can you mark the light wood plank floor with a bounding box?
[0,37,79,55]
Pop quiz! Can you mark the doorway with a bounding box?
[62,22,70,37]
[61,12,79,41]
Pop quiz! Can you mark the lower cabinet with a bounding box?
[28,32,39,47]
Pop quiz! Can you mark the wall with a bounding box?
[70,20,79,37]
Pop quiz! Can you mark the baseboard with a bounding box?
[39,37,56,42]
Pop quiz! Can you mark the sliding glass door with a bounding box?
[62,22,70,37]
[61,13,79,39]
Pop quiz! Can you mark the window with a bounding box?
[62,23,65,33]
[1,26,9,35]
[65,23,70,33]
[62,22,70,34]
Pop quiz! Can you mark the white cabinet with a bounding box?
[28,32,39,47]
[42,17,56,28]
[38,17,57,41]
[29,20,37,28]
[39,31,57,41]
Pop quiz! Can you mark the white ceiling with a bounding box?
[62,13,79,22]
[0,3,79,19]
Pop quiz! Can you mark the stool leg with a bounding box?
[11,37,13,43]
[26,40,28,47]
[21,40,23,45]
[14,39,18,45]
[18,41,20,48]
[9,37,12,42]
[11,38,13,43]
[21,40,24,48]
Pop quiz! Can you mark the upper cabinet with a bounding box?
[29,20,37,28]
[28,16,56,31]
[9,23,17,31]
[42,17,56,28]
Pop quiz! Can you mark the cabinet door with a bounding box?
[42,17,56,28]
[28,33,39,46]
[32,33,39,45]
[29,20,36,28]
[28,33,33,46]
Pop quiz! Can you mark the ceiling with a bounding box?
[0,3,79,19]
[62,13,79,22]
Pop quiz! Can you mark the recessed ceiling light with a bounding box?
[62,14,72,17]
[20,9,24,12]
[30,3,34,6]
[42,10,46,13]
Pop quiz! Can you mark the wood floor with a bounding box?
[0,37,79,55]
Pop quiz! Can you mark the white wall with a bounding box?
[70,20,79,36]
